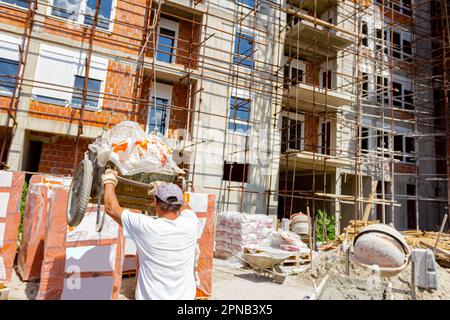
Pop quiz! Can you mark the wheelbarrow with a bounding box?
[233,249,291,284]
[66,146,186,232]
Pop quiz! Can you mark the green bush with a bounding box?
[18,180,28,239]
[315,209,337,243]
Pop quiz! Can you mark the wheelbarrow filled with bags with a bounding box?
[66,121,187,231]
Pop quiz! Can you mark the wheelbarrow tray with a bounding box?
[88,147,182,210]
[67,148,185,227]
[91,167,178,212]
[242,252,291,284]
[243,252,293,271]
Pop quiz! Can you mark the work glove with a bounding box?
[101,169,118,187]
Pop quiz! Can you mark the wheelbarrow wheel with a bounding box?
[67,158,93,227]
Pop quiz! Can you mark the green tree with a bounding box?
[315,209,337,243]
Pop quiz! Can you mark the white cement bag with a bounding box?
[90,121,183,176]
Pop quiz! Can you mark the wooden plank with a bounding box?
[419,240,450,257]
[363,181,378,222]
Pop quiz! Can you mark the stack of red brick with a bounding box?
[0,171,25,284]
[0,171,216,300]
[17,175,72,281]
[37,188,124,299]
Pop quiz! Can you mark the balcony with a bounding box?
[287,0,338,15]
[285,18,353,62]
[280,150,353,172]
[283,83,352,112]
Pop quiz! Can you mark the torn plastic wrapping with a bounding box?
[37,188,123,300]
[183,192,216,299]
[17,175,72,281]
[89,121,183,176]
[0,171,25,284]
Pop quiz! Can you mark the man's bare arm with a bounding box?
[104,184,123,226]
[102,170,123,226]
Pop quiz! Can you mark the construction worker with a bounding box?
[101,169,198,300]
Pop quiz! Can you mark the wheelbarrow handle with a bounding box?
[231,252,247,263]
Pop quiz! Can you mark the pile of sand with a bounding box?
[298,249,450,300]
[317,275,390,300]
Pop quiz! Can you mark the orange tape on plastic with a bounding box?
[17,175,71,281]
[183,192,216,299]
[0,171,25,284]
[37,188,124,300]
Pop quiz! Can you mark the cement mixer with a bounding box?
[351,224,411,277]
[349,223,438,297]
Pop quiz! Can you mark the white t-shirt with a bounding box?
[121,209,198,300]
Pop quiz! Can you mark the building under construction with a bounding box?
[0,0,449,235]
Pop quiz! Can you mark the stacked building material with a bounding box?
[402,230,450,268]
[337,220,380,242]
[17,175,72,281]
[122,237,137,274]
[0,171,25,284]
[183,192,216,299]
[215,211,274,258]
[37,188,123,300]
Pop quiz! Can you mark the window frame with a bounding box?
[361,72,369,98]
[360,126,370,154]
[156,18,179,64]
[148,96,170,135]
[236,0,256,10]
[70,75,102,111]
[46,0,117,32]
[318,119,332,155]
[283,59,306,88]
[222,161,249,183]
[228,95,252,136]
[32,43,108,111]
[147,82,173,136]
[361,21,369,47]
[281,113,305,153]
[321,70,333,90]
[376,129,390,158]
[376,75,389,103]
[233,29,256,69]
[394,134,415,163]
[0,57,19,97]
[375,0,413,16]
[376,28,413,62]
[0,0,30,10]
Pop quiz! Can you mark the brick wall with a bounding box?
[305,62,320,87]
[394,163,415,174]
[33,132,92,175]
[0,96,11,113]
[0,5,28,28]
[168,81,189,135]
[304,114,319,152]
[176,19,200,69]
[146,13,201,70]
[42,0,146,55]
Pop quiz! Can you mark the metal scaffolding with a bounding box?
[0,0,448,241]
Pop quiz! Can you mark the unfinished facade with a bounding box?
[0,0,448,233]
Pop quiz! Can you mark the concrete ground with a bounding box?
[211,264,313,300]
[6,260,314,300]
